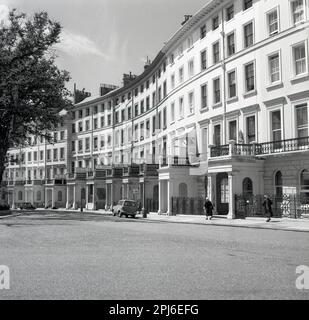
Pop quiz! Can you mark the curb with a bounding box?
[138,216,309,233]
[0,212,23,219]
[3,209,309,233]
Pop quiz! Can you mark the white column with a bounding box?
[86,185,89,209]
[93,185,97,210]
[208,174,215,201]
[11,190,16,209]
[51,188,55,208]
[73,185,77,209]
[32,188,34,205]
[227,173,235,220]
[158,180,162,215]
[66,186,70,209]
[110,183,114,209]
[44,188,48,208]
[208,175,212,201]
[167,180,173,216]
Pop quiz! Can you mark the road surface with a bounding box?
[0,211,308,300]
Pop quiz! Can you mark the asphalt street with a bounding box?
[0,211,308,300]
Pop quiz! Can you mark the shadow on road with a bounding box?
[2,210,147,225]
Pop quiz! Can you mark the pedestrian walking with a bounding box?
[204,197,214,220]
[263,195,273,222]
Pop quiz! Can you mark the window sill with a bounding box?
[293,20,306,27]
[170,121,176,125]
[200,107,209,114]
[242,6,253,14]
[290,73,309,84]
[187,46,194,53]
[226,17,235,24]
[243,90,257,98]
[212,102,222,109]
[266,82,283,91]
[187,112,195,118]
[178,54,184,60]
[227,96,238,104]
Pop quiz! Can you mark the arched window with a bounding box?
[58,191,62,202]
[243,178,253,196]
[179,183,188,198]
[18,191,23,201]
[300,169,309,202]
[275,171,283,198]
[37,191,41,201]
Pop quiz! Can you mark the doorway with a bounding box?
[216,173,229,215]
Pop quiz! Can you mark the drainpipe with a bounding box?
[221,8,227,146]
[44,133,47,207]
[131,89,134,165]
[91,108,94,168]
[111,100,115,165]
[155,69,159,163]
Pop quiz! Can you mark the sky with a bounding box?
[1,0,207,96]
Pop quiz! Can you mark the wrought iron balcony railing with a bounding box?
[258,136,309,155]
[210,136,309,159]
[159,156,199,168]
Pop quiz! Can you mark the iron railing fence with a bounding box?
[145,198,159,213]
[172,197,205,215]
[235,194,309,219]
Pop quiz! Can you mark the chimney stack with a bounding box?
[144,56,151,70]
[123,72,137,86]
[181,15,192,26]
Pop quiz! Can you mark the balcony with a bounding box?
[33,180,45,186]
[67,169,87,181]
[106,166,123,178]
[123,165,140,177]
[210,137,309,159]
[15,180,26,186]
[87,170,94,178]
[1,181,8,187]
[258,136,309,155]
[159,156,199,169]
[139,163,159,176]
[85,169,106,180]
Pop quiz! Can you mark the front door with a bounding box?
[81,188,86,208]
[216,173,229,215]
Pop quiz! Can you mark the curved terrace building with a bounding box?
[2,0,309,218]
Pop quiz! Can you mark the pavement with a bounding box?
[3,208,309,232]
[139,213,309,233]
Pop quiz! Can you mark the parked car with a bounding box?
[19,202,36,210]
[0,203,11,216]
[112,200,139,218]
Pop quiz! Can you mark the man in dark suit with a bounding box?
[263,195,273,222]
[204,197,214,220]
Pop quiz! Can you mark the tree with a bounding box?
[0,10,72,184]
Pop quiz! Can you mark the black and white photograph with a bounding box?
[1,0,309,306]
